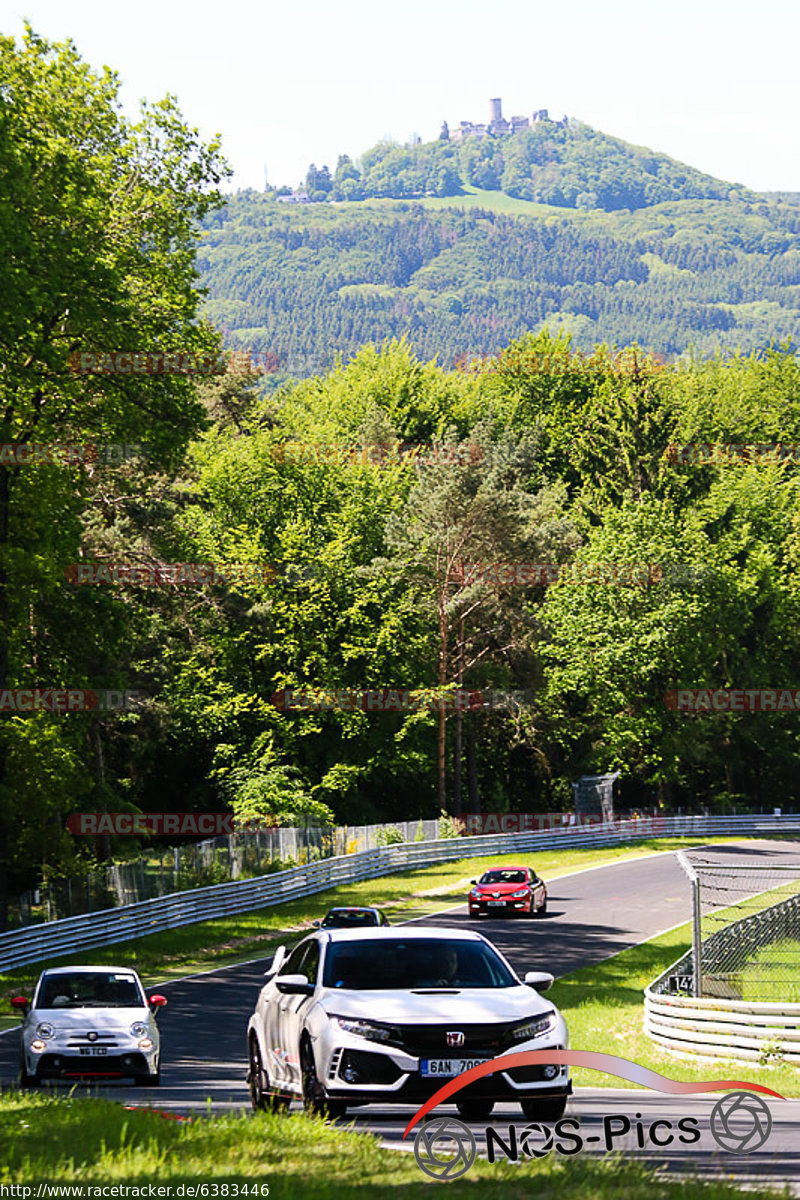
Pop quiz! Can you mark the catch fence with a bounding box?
[2,813,799,973]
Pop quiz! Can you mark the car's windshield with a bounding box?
[321,910,377,928]
[36,972,146,1009]
[479,870,526,884]
[322,938,517,989]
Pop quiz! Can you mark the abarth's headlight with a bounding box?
[36,1023,55,1039]
[130,1021,148,1038]
[510,1011,558,1041]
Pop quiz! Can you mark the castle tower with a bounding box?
[489,97,503,123]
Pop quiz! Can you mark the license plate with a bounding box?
[78,1047,108,1056]
[487,900,506,907]
[421,1058,486,1077]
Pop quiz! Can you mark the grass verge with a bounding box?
[1,838,745,1008]
[549,923,800,1097]
[741,938,800,1003]
[0,1091,793,1197]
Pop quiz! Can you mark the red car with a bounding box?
[468,866,548,918]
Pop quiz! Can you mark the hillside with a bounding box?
[198,185,800,374]
[296,119,746,212]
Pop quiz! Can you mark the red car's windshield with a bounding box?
[479,870,527,885]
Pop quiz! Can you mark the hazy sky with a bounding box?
[5,0,799,193]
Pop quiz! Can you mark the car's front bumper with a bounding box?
[318,1035,570,1105]
[468,897,531,915]
[32,1050,154,1080]
[24,1037,159,1081]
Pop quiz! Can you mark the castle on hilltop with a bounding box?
[441,98,567,142]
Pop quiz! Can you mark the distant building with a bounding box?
[449,99,563,142]
[277,191,312,204]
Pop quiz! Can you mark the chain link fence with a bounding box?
[675,852,800,1002]
[6,818,446,926]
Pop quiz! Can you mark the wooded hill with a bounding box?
[199,126,800,371]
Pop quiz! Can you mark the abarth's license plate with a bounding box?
[78,1047,108,1056]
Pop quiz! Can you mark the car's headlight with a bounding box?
[138,1038,154,1050]
[469,889,481,898]
[30,1039,47,1053]
[130,1021,148,1038]
[36,1023,54,1039]
[332,1016,400,1044]
[510,1011,558,1041]
[509,889,530,899]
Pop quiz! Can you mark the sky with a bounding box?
[4,0,800,193]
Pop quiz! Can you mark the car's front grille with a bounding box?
[65,1033,120,1048]
[390,1022,520,1057]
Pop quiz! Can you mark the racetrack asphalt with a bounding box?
[2,839,799,1190]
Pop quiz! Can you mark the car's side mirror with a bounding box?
[470,880,477,886]
[311,919,321,928]
[276,973,314,996]
[148,994,168,1009]
[265,945,287,976]
[524,971,554,992]
[10,996,29,1014]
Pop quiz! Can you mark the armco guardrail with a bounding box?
[1,814,798,973]
[645,973,800,1065]
[645,848,800,1064]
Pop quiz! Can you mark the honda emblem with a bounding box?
[446,1031,465,1048]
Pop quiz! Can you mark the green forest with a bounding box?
[2,29,800,916]
[200,189,800,371]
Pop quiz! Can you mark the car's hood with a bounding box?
[319,985,552,1023]
[474,882,528,895]
[29,1007,149,1031]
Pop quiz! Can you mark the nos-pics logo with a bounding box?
[404,1050,782,1182]
[414,1093,773,1181]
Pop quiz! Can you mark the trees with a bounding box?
[0,26,228,924]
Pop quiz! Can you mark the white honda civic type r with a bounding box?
[246,926,570,1121]
[12,965,166,1087]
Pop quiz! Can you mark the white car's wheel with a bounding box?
[300,1037,346,1119]
[18,1056,36,1089]
[520,1094,567,1121]
[249,1036,289,1113]
[456,1098,494,1120]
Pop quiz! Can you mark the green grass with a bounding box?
[740,938,800,1004]
[0,1092,793,1197]
[1,838,741,1011]
[549,924,800,1097]
[418,185,580,218]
